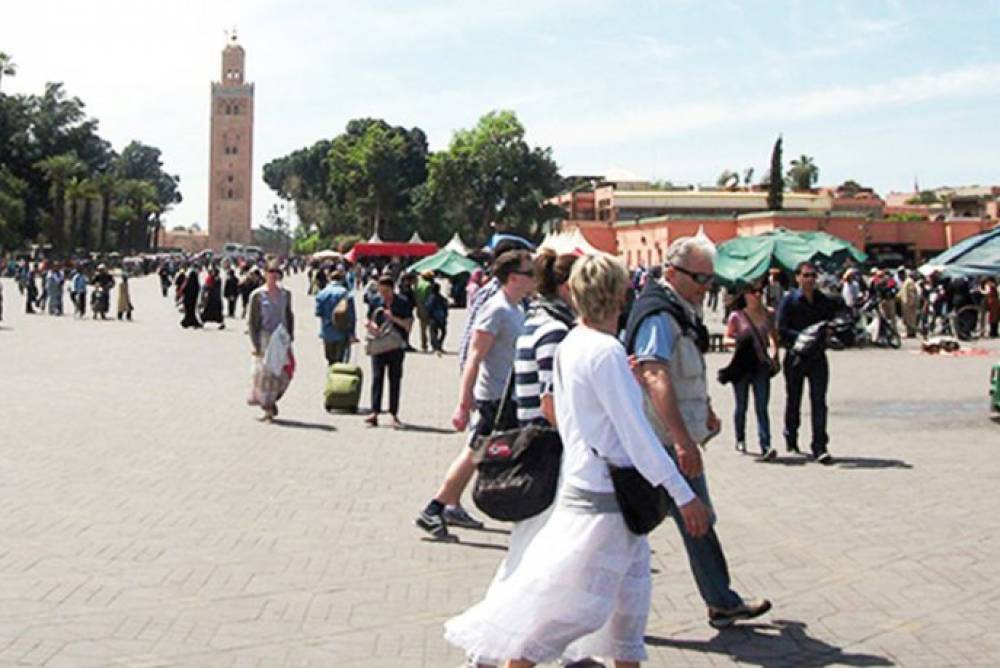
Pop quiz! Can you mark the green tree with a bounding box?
[64,175,99,250]
[906,190,940,205]
[92,172,117,250]
[766,135,783,210]
[786,154,819,191]
[33,152,84,250]
[115,141,181,250]
[0,52,16,93]
[0,166,27,249]
[716,170,739,189]
[426,110,562,243]
[114,178,158,252]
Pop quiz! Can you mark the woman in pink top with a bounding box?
[724,283,780,459]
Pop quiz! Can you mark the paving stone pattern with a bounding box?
[1,274,998,667]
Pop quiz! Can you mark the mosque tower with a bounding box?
[208,30,254,248]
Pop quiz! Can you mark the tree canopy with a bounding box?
[0,65,181,254]
[786,154,819,192]
[264,110,563,253]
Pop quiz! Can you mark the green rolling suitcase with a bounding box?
[324,362,363,413]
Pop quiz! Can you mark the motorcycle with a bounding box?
[856,298,901,349]
[91,285,109,319]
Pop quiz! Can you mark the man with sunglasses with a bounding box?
[624,236,771,629]
[777,261,838,464]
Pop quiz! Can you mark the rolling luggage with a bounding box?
[324,361,363,413]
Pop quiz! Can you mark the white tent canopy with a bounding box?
[538,228,607,256]
[444,232,471,256]
[409,231,425,243]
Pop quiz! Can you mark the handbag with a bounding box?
[471,373,563,522]
[741,311,780,377]
[604,461,672,535]
[364,312,404,356]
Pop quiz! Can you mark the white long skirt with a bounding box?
[444,498,651,664]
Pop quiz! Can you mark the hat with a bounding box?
[97,263,107,271]
[421,270,435,280]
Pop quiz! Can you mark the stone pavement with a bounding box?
[1,273,998,667]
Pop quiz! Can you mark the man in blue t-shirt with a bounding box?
[314,270,357,365]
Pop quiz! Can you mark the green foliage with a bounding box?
[0,72,178,253]
[906,190,940,205]
[0,165,27,249]
[716,170,739,189]
[886,212,926,222]
[425,110,563,244]
[767,136,783,210]
[264,111,562,250]
[292,228,322,255]
[786,154,819,191]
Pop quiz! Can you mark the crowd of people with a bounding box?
[7,261,133,321]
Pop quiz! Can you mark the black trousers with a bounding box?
[429,321,446,351]
[783,353,829,456]
[226,297,237,318]
[324,340,349,365]
[370,349,404,415]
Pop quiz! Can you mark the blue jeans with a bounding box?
[665,449,743,610]
[732,369,772,452]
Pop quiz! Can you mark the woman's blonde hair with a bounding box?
[568,254,628,323]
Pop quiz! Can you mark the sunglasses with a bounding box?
[673,265,714,285]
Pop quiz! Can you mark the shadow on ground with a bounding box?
[270,418,337,432]
[646,619,893,668]
[758,456,912,470]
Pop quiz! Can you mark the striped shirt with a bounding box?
[514,307,570,426]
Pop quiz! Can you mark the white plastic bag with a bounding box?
[263,324,291,376]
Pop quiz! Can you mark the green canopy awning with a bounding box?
[407,248,481,277]
[714,229,867,288]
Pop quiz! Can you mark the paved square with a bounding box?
[1,274,998,667]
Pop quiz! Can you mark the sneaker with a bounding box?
[708,598,772,629]
[735,440,746,453]
[415,510,451,540]
[762,448,777,461]
[443,505,485,529]
[816,452,834,465]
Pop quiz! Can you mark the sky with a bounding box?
[4,0,1000,232]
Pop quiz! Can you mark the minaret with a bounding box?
[208,30,254,248]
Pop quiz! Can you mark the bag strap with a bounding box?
[741,310,771,361]
[488,368,517,438]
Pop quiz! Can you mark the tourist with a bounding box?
[415,249,534,541]
[116,272,134,321]
[224,267,240,317]
[247,260,295,421]
[24,269,38,314]
[158,262,172,298]
[200,267,226,329]
[724,283,780,459]
[444,254,710,667]
[765,268,786,309]
[238,267,256,318]
[46,264,65,316]
[364,274,413,429]
[777,261,838,464]
[425,281,449,355]
[180,267,202,329]
[315,269,356,365]
[90,265,115,320]
[984,278,1000,338]
[624,236,772,629]
[466,267,486,310]
[70,266,88,318]
[414,270,434,352]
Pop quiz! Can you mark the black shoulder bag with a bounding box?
[470,372,563,522]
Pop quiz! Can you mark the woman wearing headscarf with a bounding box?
[116,272,134,321]
[445,255,710,668]
[247,260,295,421]
[200,267,225,329]
[224,267,240,318]
[180,267,202,329]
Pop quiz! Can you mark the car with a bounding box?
[991,363,1000,414]
[244,245,264,263]
[222,242,244,262]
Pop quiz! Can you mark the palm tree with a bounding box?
[787,154,819,192]
[716,170,740,189]
[34,153,84,251]
[65,176,99,250]
[93,172,117,251]
[115,179,157,252]
[0,52,16,93]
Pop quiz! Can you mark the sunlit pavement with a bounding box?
[1,273,998,667]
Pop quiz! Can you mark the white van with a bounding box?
[244,245,264,262]
[222,243,244,261]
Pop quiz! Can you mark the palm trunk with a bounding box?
[82,199,93,249]
[99,193,110,250]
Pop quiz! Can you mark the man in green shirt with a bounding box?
[414,270,434,352]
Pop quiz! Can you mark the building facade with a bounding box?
[208,33,254,248]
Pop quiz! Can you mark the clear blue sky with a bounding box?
[4,0,1000,230]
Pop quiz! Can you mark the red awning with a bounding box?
[345,241,439,262]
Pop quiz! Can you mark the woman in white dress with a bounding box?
[445,255,711,668]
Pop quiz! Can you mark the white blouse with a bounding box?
[553,325,695,507]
